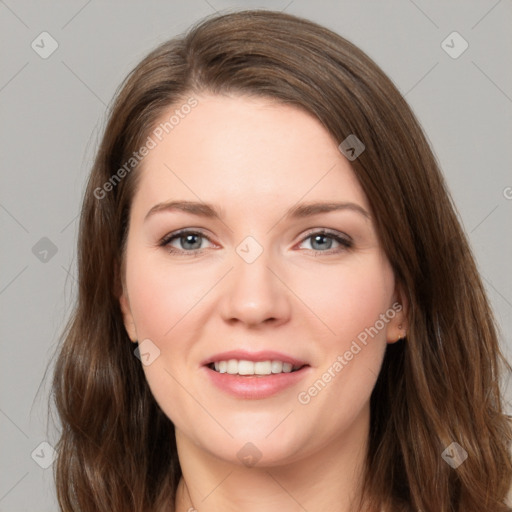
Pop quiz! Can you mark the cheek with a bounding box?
[294,254,393,406]
[293,255,394,425]
[125,251,212,341]
[125,253,209,424]
[294,253,395,348]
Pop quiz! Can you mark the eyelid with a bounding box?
[296,228,352,252]
[298,227,352,243]
[159,228,215,247]
[160,227,352,257]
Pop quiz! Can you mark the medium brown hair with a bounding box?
[50,9,512,511]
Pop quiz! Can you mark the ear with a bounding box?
[119,288,138,343]
[387,281,409,344]
[116,261,138,343]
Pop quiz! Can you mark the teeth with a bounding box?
[282,362,293,373]
[254,361,272,375]
[271,361,283,373]
[238,360,254,375]
[227,359,238,374]
[211,359,301,376]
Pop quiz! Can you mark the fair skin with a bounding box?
[120,93,407,512]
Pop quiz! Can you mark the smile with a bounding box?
[208,359,304,375]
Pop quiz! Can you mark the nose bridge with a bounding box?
[219,236,291,326]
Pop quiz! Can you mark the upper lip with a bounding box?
[201,350,309,367]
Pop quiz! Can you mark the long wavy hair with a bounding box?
[50,9,512,512]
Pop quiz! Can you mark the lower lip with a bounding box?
[202,365,311,399]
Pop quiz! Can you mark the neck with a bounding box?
[174,405,372,512]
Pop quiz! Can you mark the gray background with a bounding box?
[1,1,511,510]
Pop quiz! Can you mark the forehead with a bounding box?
[131,93,369,216]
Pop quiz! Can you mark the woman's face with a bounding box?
[120,93,405,466]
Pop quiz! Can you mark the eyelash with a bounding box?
[159,229,353,257]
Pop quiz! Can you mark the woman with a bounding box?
[51,9,512,512]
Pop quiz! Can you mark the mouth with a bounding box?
[203,358,311,399]
[201,350,311,398]
[207,359,307,376]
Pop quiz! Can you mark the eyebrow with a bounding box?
[144,199,371,222]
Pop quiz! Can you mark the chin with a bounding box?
[187,421,310,468]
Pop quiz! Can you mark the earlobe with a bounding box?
[395,322,407,343]
[387,317,407,345]
[387,284,409,344]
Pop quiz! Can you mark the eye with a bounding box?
[298,230,352,254]
[159,228,353,256]
[160,229,214,255]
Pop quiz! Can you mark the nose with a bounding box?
[218,249,292,328]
